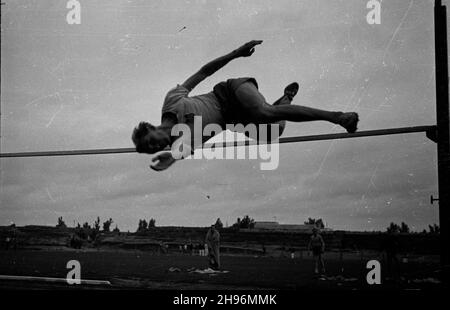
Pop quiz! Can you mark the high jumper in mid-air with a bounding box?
[132,40,359,171]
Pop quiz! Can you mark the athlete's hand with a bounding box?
[150,152,176,171]
[234,40,263,57]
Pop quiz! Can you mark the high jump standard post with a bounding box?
[434,0,450,271]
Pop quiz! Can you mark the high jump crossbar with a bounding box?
[0,125,437,158]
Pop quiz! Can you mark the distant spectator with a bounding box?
[308,227,325,275]
[205,224,220,270]
[159,241,168,254]
[187,240,194,255]
[5,222,18,250]
[69,234,82,249]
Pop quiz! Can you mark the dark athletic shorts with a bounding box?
[213,77,258,123]
[312,247,323,256]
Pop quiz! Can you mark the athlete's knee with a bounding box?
[253,104,277,122]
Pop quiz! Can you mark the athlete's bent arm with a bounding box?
[182,40,263,92]
[150,136,193,171]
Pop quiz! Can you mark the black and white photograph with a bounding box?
[0,0,449,302]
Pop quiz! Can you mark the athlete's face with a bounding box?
[145,129,170,154]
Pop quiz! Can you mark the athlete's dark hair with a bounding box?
[131,121,155,153]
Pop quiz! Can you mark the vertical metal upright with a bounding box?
[434,0,450,272]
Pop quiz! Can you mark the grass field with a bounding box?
[0,249,443,290]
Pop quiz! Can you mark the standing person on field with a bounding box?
[308,227,326,275]
[205,224,220,270]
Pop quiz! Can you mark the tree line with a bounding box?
[56,216,440,235]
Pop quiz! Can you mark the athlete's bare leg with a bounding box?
[235,82,359,133]
[242,83,298,141]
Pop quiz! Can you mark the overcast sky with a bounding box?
[0,0,441,231]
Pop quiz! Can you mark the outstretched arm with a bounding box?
[182,40,263,92]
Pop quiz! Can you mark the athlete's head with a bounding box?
[132,122,171,154]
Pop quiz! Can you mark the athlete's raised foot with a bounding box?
[284,82,299,101]
[337,112,359,133]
